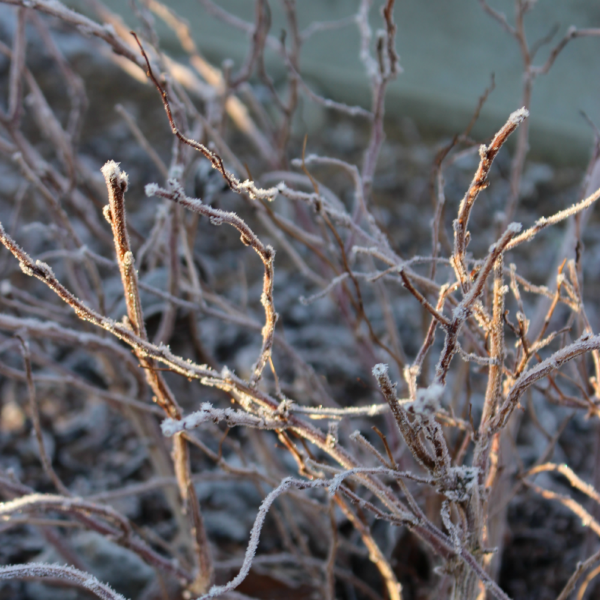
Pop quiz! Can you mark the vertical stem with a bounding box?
[101,161,213,591]
[480,256,505,439]
[457,254,506,599]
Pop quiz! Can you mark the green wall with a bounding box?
[66,0,600,164]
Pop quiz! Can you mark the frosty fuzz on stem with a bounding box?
[0,564,127,600]
[410,383,444,417]
[161,402,288,436]
[100,160,129,191]
[507,106,529,125]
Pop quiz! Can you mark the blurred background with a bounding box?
[64,0,600,165]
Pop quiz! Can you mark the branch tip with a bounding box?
[508,107,529,125]
[101,160,129,190]
[372,363,389,379]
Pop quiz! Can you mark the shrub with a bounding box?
[0,1,599,599]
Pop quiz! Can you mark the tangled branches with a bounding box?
[0,2,599,600]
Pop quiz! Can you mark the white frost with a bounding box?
[144,183,159,197]
[100,160,129,190]
[410,383,444,416]
[508,107,529,125]
[372,363,388,378]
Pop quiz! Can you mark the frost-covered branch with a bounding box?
[162,403,289,436]
[0,563,128,600]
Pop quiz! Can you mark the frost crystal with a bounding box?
[411,383,444,416]
[100,160,129,189]
[144,183,159,197]
[372,363,388,378]
[508,107,529,125]
[161,418,181,437]
[35,260,53,276]
[439,466,480,502]
[349,430,361,442]
[19,262,33,276]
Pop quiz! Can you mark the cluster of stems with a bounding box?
[0,2,599,600]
